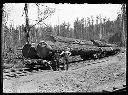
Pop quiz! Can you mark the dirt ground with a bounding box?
[3,52,126,93]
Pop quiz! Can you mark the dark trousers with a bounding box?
[56,59,60,70]
[64,58,69,70]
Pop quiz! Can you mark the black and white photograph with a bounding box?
[2,3,126,93]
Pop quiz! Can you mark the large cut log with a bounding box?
[36,40,120,58]
[46,35,94,46]
[91,40,117,47]
[22,43,41,59]
[46,35,117,47]
[22,36,120,60]
[22,41,99,59]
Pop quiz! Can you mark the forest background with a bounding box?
[2,4,126,60]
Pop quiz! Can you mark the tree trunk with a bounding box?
[121,4,126,47]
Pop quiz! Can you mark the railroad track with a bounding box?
[69,51,121,70]
[2,58,110,80]
[3,67,52,80]
[2,58,104,80]
[3,52,122,80]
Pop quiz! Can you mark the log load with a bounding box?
[46,35,94,46]
[91,40,118,47]
[46,35,118,47]
[22,36,120,60]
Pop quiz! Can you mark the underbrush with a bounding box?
[3,59,25,69]
[2,49,24,69]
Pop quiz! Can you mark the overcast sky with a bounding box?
[3,3,122,28]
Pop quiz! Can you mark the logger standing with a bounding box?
[53,50,61,71]
[60,47,71,70]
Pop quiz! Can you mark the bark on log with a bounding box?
[22,36,120,59]
[46,35,94,46]
[22,43,41,59]
[91,40,117,47]
[46,35,117,47]
[36,40,120,58]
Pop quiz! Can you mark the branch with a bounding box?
[28,16,50,31]
[28,4,55,31]
[42,21,49,27]
[28,19,43,31]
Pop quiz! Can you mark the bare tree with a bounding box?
[121,4,126,47]
[2,4,9,52]
[99,14,102,40]
[23,3,30,44]
[22,3,55,44]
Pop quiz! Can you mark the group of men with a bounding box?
[53,47,71,71]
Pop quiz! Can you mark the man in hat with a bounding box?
[60,47,71,70]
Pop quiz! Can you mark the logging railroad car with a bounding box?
[22,35,120,70]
